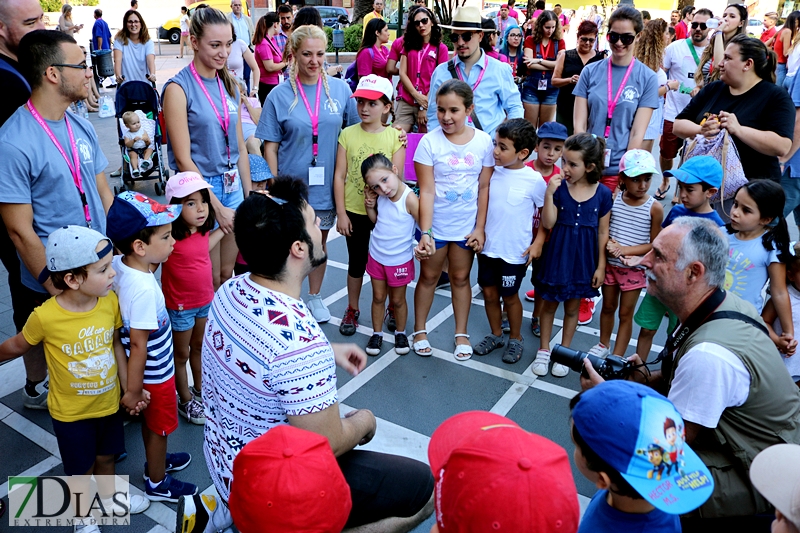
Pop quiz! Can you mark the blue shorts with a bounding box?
[521,84,558,105]
[168,303,211,332]
[52,411,125,475]
[207,172,245,210]
[434,238,471,250]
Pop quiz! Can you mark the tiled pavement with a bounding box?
[3,44,797,533]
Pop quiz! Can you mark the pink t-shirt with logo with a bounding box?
[398,42,448,104]
[160,230,214,311]
[254,36,282,85]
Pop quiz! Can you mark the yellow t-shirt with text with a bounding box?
[22,293,123,422]
[338,124,403,215]
[362,11,383,36]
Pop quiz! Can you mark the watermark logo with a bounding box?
[8,475,132,527]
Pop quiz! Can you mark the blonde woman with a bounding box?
[58,4,83,35]
[634,18,679,152]
[255,24,359,323]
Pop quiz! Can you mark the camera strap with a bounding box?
[651,288,769,379]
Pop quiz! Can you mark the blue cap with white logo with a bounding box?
[572,381,714,514]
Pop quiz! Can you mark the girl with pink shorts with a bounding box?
[363,154,421,357]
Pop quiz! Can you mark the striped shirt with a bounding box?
[608,195,655,268]
[202,275,339,501]
[112,255,175,384]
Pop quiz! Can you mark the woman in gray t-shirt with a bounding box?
[113,9,156,85]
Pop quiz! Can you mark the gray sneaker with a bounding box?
[22,378,49,410]
[306,293,331,323]
[178,398,205,425]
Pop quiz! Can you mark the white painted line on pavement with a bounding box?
[490,383,529,416]
[337,349,401,403]
[0,400,13,420]
[3,411,61,458]
[0,455,61,499]
[144,525,172,533]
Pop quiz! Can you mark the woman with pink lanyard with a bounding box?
[253,12,288,105]
[573,5,657,193]
[357,18,391,80]
[396,7,448,133]
[163,7,252,290]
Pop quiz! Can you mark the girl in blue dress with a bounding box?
[534,133,612,377]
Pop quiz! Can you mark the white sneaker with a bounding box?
[551,363,570,377]
[588,342,610,359]
[100,494,150,515]
[176,486,233,533]
[532,349,550,376]
[306,293,331,323]
[22,378,49,410]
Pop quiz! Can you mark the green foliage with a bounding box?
[82,0,100,6]
[344,24,363,52]
[324,26,334,52]
[39,0,61,12]
[441,28,454,51]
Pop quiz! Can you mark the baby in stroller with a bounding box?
[122,111,154,176]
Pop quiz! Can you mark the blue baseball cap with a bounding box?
[572,381,714,514]
[536,121,568,141]
[664,156,722,189]
[249,154,273,183]
[106,191,181,243]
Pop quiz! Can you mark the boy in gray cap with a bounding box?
[0,225,151,527]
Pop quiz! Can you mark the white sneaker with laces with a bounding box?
[588,342,610,359]
[306,293,331,323]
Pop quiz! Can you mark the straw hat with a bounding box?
[440,6,483,30]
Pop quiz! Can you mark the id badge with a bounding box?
[309,166,325,186]
[604,149,611,168]
[223,167,240,193]
[538,78,548,91]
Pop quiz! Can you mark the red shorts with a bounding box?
[599,174,619,192]
[142,377,179,436]
[603,264,647,291]
[659,120,683,160]
[366,254,415,287]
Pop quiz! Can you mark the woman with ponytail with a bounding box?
[163,6,252,290]
[694,4,747,88]
[255,24,359,323]
[674,34,794,181]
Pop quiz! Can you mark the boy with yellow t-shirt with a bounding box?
[0,226,150,516]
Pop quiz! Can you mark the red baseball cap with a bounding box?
[429,411,579,533]
[229,425,352,533]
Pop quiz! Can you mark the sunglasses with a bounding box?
[691,21,707,30]
[452,31,476,43]
[51,62,89,70]
[607,31,636,45]
[414,17,430,26]
[579,36,597,43]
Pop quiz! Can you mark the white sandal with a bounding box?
[454,333,472,361]
[412,330,432,357]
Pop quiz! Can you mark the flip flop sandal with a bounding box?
[502,338,524,364]
[474,334,505,355]
[412,330,432,357]
[654,186,669,201]
[454,333,472,361]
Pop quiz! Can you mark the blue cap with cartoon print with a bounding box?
[572,380,714,514]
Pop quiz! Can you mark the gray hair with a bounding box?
[672,217,727,288]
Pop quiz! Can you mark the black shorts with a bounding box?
[477,255,527,297]
[338,450,433,528]
[530,241,549,286]
[14,283,50,332]
[51,411,126,475]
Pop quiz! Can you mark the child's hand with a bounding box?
[120,389,149,415]
[779,333,798,356]
[465,228,485,253]
[415,238,435,260]
[606,238,622,257]
[337,212,352,237]
[523,241,543,267]
[591,266,604,289]
[364,187,377,209]
[546,174,563,195]
[620,255,644,268]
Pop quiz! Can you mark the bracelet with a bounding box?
[421,229,434,240]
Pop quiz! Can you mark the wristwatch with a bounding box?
[421,228,434,240]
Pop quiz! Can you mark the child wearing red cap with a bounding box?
[161,172,225,426]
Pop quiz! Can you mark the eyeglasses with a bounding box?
[579,36,597,43]
[691,21,707,30]
[51,62,89,70]
[452,31,476,43]
[414,17,430,26]
[607,31,636,45]
[508,33,522,38]
[127,20,141,25]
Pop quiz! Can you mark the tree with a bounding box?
[433,0,467,26]
[353,0,375,24]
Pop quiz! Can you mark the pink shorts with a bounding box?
[366,254,415,287]
[604,264,646,291]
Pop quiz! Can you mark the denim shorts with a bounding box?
[521,84,558,105]
[207,172,244,211]
[168,303,211,332]
[316,209,336,231]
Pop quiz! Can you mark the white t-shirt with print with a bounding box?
[663,38,707,122]
[483,165,546,264]
[413,127,494,241]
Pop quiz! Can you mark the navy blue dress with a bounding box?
[537,182,613,301]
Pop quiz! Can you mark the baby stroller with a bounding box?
[114,80,168,196]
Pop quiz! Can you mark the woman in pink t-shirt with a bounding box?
[396,7,448,132]
[357,18,391,79]
[253,13,288,105]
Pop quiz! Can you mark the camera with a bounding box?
[551,344,634,380]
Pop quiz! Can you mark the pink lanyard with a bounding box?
[190,62,232,168]
[266,35,280,56]
[455,56,488,91]
[27,100,92,228]
[297,76,323,166]
[415,44,431,91]
[605,58,636,139]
